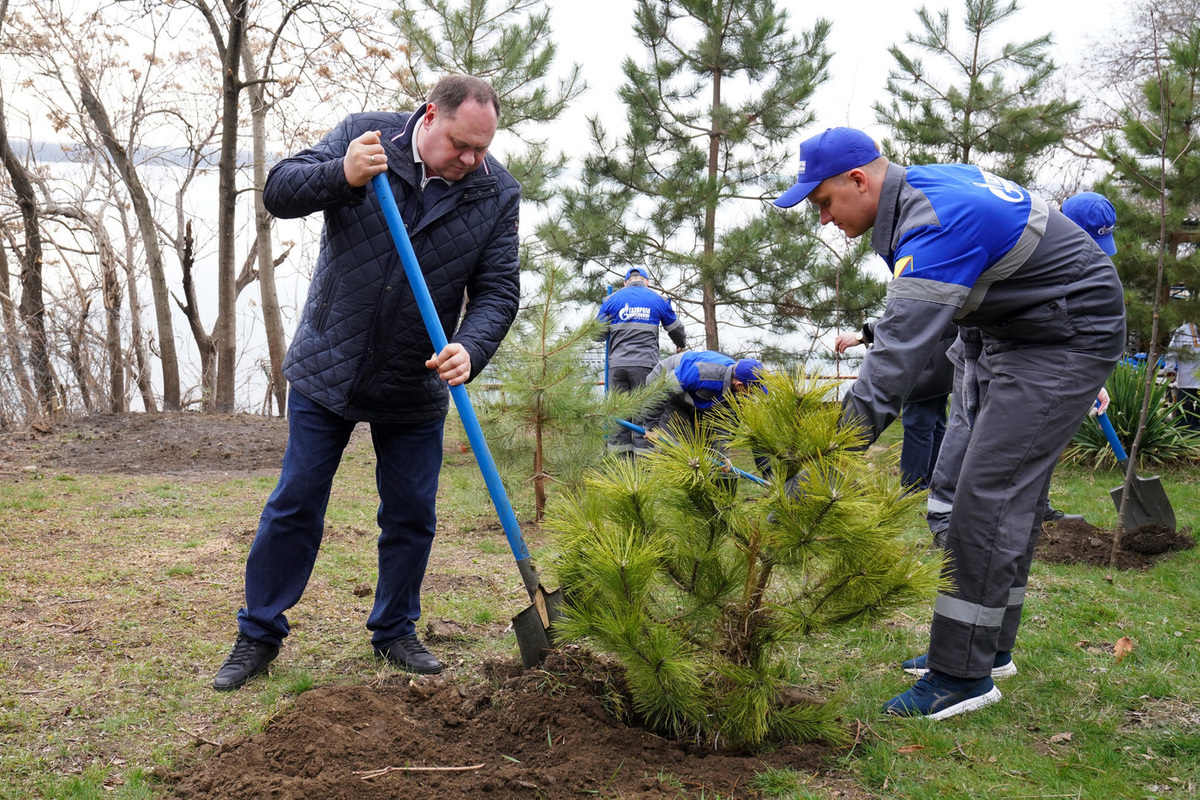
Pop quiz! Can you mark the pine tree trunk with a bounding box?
[702,66,724,352]
[534,398,547,522]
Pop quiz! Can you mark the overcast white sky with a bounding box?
[544,0,1119,153]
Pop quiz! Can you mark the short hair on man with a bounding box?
[427,74,501,118]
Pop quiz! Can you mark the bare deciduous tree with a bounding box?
[0,93,55,419]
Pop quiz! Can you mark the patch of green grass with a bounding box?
[0,484,51,512]
[747,767,816,797]
[653,770,684,790]
[811,457,1200,800]
[286,673,316,695]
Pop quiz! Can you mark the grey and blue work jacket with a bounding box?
[843,162,1125,444]
[647,350,736,410]
[596,285,687,369]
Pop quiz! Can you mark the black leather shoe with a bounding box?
[1044,506,1086,524]
[375,634,443,674]
[213,634,279,691]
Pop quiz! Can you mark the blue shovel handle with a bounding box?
[615,418,770,487]
[603,285,613,394]
[1094,409,1130,469]
[371,174,539,600]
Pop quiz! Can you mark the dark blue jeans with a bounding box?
[237,388,444,648]
[899,394,949,490]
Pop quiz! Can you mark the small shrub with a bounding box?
[1064,361,1200,467]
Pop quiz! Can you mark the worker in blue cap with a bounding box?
[596,267,687,456]
[641,350,770,483]
[774,127,1125,720]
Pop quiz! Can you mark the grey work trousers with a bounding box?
[607,364,653,455]
[926,328,1122,680]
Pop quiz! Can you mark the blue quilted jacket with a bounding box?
[265,108,521,423]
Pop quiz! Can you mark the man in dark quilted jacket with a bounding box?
[213,75,521,691]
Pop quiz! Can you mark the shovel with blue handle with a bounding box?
[371,174,561,668]
[1093,409,1176,531]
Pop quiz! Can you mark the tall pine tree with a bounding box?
[874,0,1077,188]
[541,0,841,353]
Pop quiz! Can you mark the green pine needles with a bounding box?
[545,370,946,749]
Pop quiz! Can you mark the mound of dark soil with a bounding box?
[0,412,289,475]
[167,653,864,800]
[1036,518,1195,569]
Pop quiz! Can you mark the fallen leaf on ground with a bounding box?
[1114,637,1134,664]
[896,745,926,754]
[1049,732,1072,744]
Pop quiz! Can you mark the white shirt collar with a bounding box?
[411,111,455,190]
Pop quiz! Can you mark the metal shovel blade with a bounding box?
[1095,410,1176,531]
[512,585,565,669]
[1109,474,1176,531]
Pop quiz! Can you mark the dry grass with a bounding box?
[0,419,546,798]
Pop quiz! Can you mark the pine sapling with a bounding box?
[547,369,946,748]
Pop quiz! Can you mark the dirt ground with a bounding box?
[0,412,291,476]
[1,412,1192,799]
[1037,519,1195,569]
[167,651,862,799]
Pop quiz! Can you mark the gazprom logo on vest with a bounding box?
[973,169,1024,203]
[618,303,653,322]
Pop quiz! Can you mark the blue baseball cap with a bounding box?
[1061,192,1117,256]
[624,267,651,281]
[733,359,768,394]
[774,127,882,208]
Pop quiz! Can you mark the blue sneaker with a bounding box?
[884,671,1002,720]
[901,650,1016,679]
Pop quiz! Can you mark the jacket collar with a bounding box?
[384,103,494,185]
[870,162,908,264]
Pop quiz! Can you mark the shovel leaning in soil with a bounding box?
[614,419,770,487]
[371,174,562,669]
[1093,410,1176,531]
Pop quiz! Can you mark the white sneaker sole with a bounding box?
[927,685,1003,720]
[905,661,1018,679]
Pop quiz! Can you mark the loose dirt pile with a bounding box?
[1036,518,1194,569]
[167,653,861,799]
